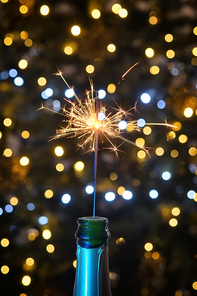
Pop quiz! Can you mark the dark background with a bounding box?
[0,0,197,295]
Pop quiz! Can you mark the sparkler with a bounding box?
[39,70,175,218]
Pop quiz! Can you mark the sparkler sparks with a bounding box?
[39,70,175,217]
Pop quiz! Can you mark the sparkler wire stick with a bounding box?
[93,85,99,219]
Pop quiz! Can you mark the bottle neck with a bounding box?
[73,216,112,296]
[75,216,110,248]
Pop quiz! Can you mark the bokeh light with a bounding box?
[91,9,101,19]
[144,242,153,251]
[40,5,49,16]
[71,25,81,36]
[61,194,71,204]
[54,146,64,157]
[105,192,116,201]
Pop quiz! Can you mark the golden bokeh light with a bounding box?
[149,16,158,25]
[117,186,125,195]
[184,107,193,118]
[137,150,146,159]
[44,189,54,199]
[110,172,118,181]
[193,26,197,35]
[20,31,29,40]
[22,275,31,286]
[192,281,197,290]
[18,59,28,69]
[135,138,145,147]
[116,237,126,245]
[42,229,52,240]
[170,149,179,158]
[166,131,176,141]
[144,251,152,259]
[169,218,178,227]
[86,64,95,74]
[3,118,12,127]
[192,47,197,56]
[74,161,84,172]
[1,0,9,3]
[73,260,77,268]
[40,5,50,16]
[175,290,183,296]
[143,126,152,135]
[64,45,73,55]
[3,148,12,157]
[1,265,9,274]
[19,156,30,166]
[150,65,160,75]
[133,179,141,187]
[91,9,101,19]
[166,49,175,59]
[107,83,116,94]
[178,134,188,144]
[119,8,128,18]
[1,238,9,247]
[112,3,122,14]
[107,44,116,53]
[155,147,164,156]
[165,33,173,42]
[56,163,64,172]
[4,36,13,46]
[37,77,47,86]
[188,147,197,156]
[28,229,39,241]
[152,252,160,260]
[24,38,33,47]
[26,257,34,266]
[21,130,30,139]
[10,196,18,206]
[145,47,154,58]
[54,146,64,157]
[172,207,180,216]
[171,121,182,131]
[19,5,28,14]
[144,242,153,251]
[46,244,55,253]
[71,25,81,36]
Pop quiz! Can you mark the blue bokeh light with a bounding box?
[14,77,24,86]
[187,190,196,199]
[5,204,13,213]
[61,193,71,204]
[65,89,75,98]
[98,112,105,121]
[0,208,3,216]
[162,171,171,181]
[38,216,49,225]
[122,190,133,200]
[140,93,151,104]
[98,89,106,99]
[137,118,146,127]
[105,192,116,202]
[149,189,159,199]
[85,185,94,194]
[9,69,18,78]
[27,202,35,211]
[118,120,127,130]
[157,100,166,109]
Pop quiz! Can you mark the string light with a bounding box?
[19,156,29,166]
[18,59,28,69]
[42,229,52,240]
[21,130,30,139]
[37,77,47,86]
[107,83,116,93]
[119,8,128,18]
[19,5,28,14]
[169,218,178,227]
[22,275,31,286]
[44,189,54,199]
[166,49,175,59]
[74,161,84,172]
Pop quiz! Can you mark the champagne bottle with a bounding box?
[73,216,112,296]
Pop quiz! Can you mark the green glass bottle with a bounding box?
[73,216,112,296]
